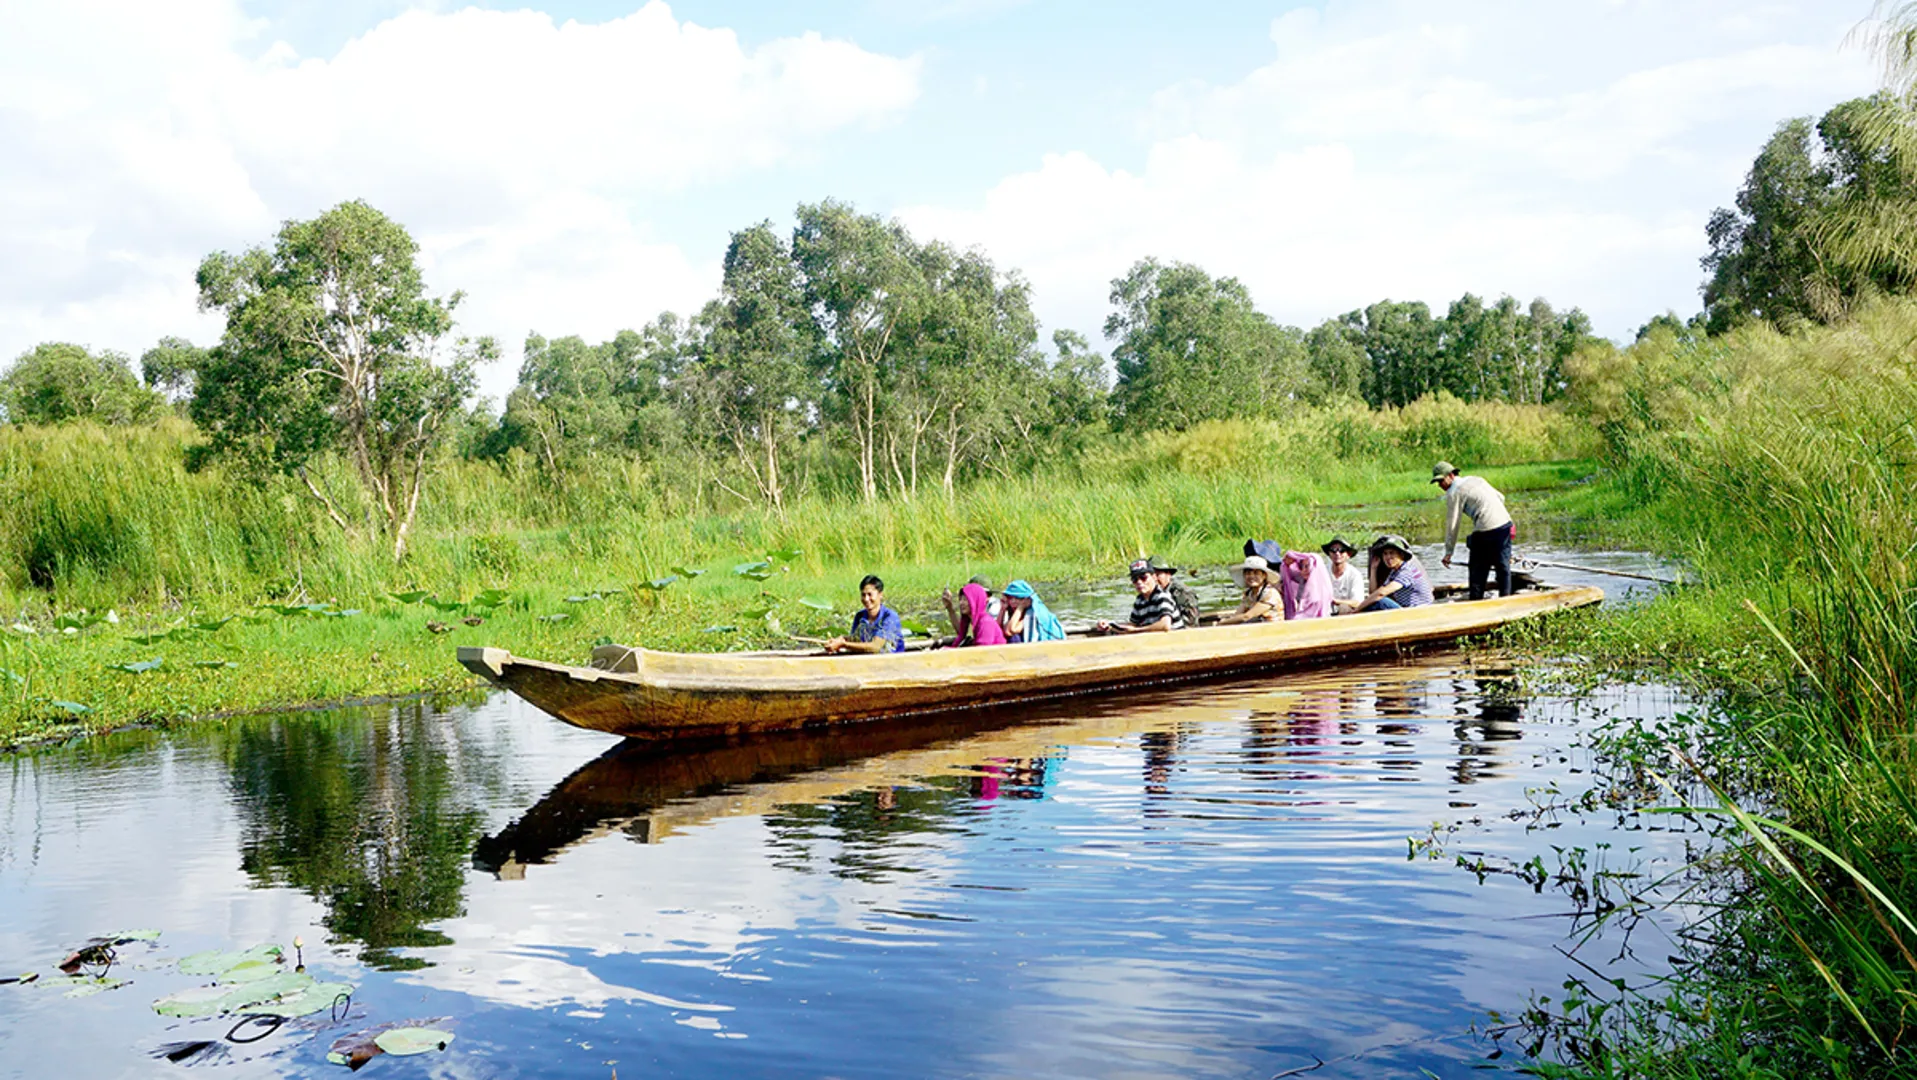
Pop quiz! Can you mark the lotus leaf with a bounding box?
[900,617,931,636]
[373,1028,455,1056]
[193,660,239,670]
[178,943,281,977]
[219,957,286,983]
[191,617,234,632]
[322,609,363,618]
[390,590,431,604]
[732,560,771,576]
[798,596,833,611]
[248,980,353,1018]
[635,576,678,591]
[670,565,705,578]
[472,588,511,608]
[424,599,466,614]
[153,971,314,1018]
[49,701,91,714]
[537,613,569,622]
[108,658,164,674]
[9,622,35,634]
[64,977,130,998]
[701,625,737,634]
[766,546,803,563]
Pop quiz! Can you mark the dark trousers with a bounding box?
[1467,522,1515,599]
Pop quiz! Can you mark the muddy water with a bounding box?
[0,646,1701,1078]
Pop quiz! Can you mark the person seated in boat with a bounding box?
[1095,559,1186,634]
[1322,537,1366,615]
[943,580,1007,647]
[1356,535,1433,611]
[1146,555,1201,629]
[1001,579,1066,642]
[942,576,1002,639]
[1278,550,1333,619]
[1214,555,1281,624]
[825,574,907,653]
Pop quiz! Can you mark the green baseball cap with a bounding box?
[1431,461,1458,482]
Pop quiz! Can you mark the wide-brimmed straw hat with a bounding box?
[1229,555,1276,590]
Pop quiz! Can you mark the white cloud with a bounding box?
[898,0,1878,345]
[0,0,920,396]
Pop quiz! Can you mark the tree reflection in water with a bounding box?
[221,700,495,970]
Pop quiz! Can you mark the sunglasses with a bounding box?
[1129,572,1151,582]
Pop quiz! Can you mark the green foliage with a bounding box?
[192,200,489,559]
[1530,295,1917,1077]
[0,343,161,426]
[1105,257,1305,431]
[1704,94,1917,332]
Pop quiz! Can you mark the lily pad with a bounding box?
[153,971,314,1018]
[249,980,353,1019]
[373,1028,455,1056]
[107,658,164,674]
[178,943,281,977]
[64,976,130,998]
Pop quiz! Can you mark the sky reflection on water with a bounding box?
[0,656,1702,1079]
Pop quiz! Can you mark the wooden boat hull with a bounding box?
[458,584,1601,741]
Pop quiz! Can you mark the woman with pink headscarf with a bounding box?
[1279,550,1333,620]
[944,581,1007,647]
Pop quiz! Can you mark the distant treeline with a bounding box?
[0,200,1599,528]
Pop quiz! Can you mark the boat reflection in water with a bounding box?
[473,659,1537,880]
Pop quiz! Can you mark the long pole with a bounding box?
[1515,557,1679,586]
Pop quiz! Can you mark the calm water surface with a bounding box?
[1,636,1701,1078]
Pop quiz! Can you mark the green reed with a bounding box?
[1521,298,1917,1076]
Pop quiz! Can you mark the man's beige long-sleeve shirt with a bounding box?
[1443,475,1512,558]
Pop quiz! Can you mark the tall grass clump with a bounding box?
[1546,297,1917,1075]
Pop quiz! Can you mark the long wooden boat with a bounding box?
[457,581,1601,742]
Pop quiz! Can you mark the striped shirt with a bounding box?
[1130,587,1186,629]
[1386,561,1434,608]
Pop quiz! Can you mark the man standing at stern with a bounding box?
[1433,461,1514,600]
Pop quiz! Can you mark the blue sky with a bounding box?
[0,1,1884,401]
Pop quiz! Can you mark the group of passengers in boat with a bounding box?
[823,462,1511,653]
